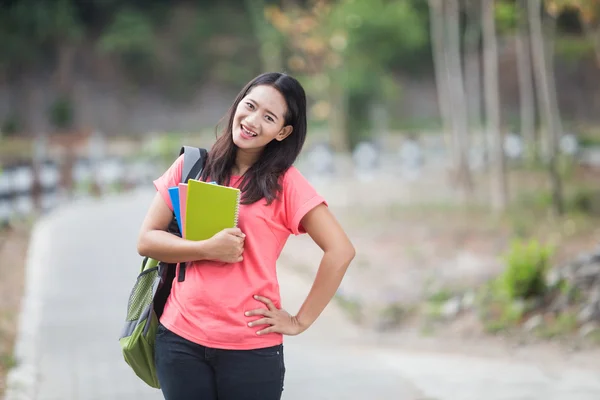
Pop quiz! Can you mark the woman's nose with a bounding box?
[245,113,259,128]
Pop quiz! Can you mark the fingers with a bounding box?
[225,227,245,238]
[247,317,272,327]
[256,326,276,335]
[253,295,277,311]
[245,308,271,317]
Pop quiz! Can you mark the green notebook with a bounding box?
[185,179,241,241]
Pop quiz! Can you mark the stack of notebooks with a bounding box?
[168,179,241,240]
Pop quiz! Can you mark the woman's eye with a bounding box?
[246,102,254,109]
[266,115,274,122]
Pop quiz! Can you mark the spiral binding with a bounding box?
[233,190,241,227]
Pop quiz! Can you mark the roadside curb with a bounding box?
[5,216,53,400]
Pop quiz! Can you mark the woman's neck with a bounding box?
[233,147,261,176]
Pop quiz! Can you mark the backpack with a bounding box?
[119,146,207,389]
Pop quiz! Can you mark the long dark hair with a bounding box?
[200,72,307,205]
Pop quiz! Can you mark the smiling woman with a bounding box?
[136,72,355,400]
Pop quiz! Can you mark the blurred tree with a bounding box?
[245,0,284,72]
[0,2,39,134]
[428,0,473,196]
[0,0,83,133]
[482,0,508,212]
[529,0,565,214]
[98,7,156,83]
[428,0,453,159]
[266,0,427,152]
[463,0,483,131]
[515,0,538,162]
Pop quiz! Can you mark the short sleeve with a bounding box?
[153,155,184,211]
[282,167,327,235]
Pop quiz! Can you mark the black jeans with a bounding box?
[155,323,285,400]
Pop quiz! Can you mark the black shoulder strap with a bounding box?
[175,146,207,283]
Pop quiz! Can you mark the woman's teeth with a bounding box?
[242,126,257,137]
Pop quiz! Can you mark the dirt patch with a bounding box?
[0,225,30,397]
[281,198,600,359]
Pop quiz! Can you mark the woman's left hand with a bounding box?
[245,295,306,336]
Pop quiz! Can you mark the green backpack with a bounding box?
[119,146,207,389]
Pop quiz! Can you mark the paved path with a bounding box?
[6,189,600,400]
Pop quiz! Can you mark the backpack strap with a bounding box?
[180,146,208,183]
[175,146,208,282]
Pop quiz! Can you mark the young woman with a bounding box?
[137,72,355,400]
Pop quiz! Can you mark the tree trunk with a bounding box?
[516,0,537,162]
[528,0,564,215]
[445,0,472,195]
[328,80,350,153]
[582,23,600,68]
[463,0,483,131]
[245,0,283,72]
[428,0,455,164]
[55,43,76,97]
[543,16,565,142]
[482,0,507,212]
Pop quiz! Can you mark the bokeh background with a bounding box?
[2,0,600,396]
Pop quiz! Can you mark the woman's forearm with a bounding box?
[137,230,210,264]
[294,248,355,331]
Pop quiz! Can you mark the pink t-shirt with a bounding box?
[153,155,326,350]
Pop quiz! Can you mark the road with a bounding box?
[6,189,600,400]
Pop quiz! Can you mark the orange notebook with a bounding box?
[178,183,188,238]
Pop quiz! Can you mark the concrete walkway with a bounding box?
[6,189,600,400]
[4,190,423,400]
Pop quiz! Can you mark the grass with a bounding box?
[535,312,579,339]
[0,225,30,396]
[333,292,363,324]
[0,137,34,163]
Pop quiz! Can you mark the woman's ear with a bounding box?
[275,125,293,142]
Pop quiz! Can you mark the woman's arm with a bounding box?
[293,203,355,331]
[137,193,245,264]
[247,203,355,335]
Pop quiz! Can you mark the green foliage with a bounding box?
[579,134,600,147]
[1,115,20,137]
[482,299,525,333]
[379,302,412,328]
[48,96,74,130]
[535,312,578,338]
[568,187,600,215]
[142,133,185,169]
[333,292,363,324]
[329,0,429,93]
[496,1,519,33]
[513,185,600,217]
[427,288,454,304]
[98,8,156,82]
[500,239,553,300]
[0,352,17,370]
[0,0,82,65]
[99,9,155,55]
[555,35,596,62]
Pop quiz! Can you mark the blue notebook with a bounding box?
[169,182,217,235]
[168,187,182,233]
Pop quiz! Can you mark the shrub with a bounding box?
[48,97,75,130]
[1,115,20,136]
[500,239,553,300]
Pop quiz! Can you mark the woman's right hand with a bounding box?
[202,228,245,263]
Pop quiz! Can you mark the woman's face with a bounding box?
[232,85,293,151]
